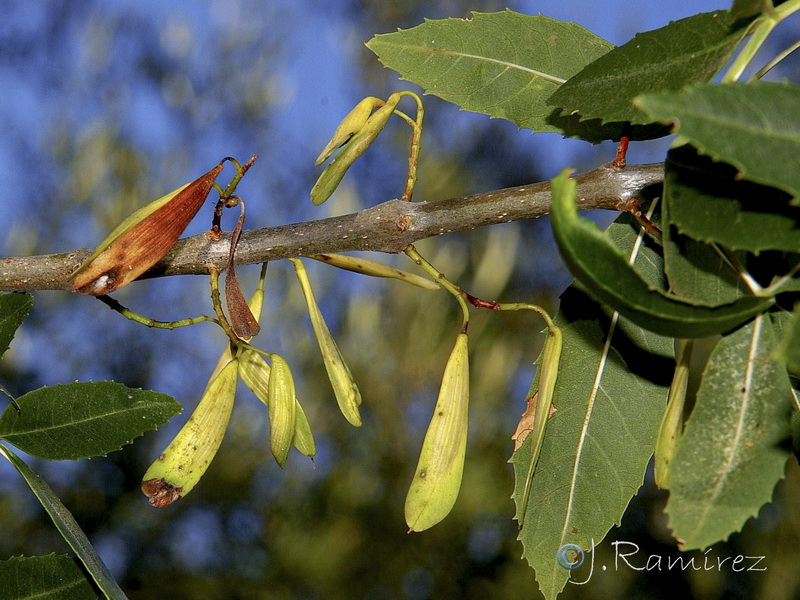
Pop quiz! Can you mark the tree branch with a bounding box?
[0,162,663,293]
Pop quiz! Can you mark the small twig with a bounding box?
[209,268,239,344]
[615,198,663,241]
[404,245,470,330]
[612,136,629,169]
[95,295,218,329]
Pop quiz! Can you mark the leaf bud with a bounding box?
[311,94,401,205]
[315,97,384,166]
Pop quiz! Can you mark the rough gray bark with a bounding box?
[0,162,663,293]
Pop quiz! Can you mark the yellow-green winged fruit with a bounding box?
[141,358,238,507]
[238,348,270,404]
[311,94,400,205]
[291,259,362,426]
[654,339,693,489]
[315,96,383,166]
[513,324,562,527]
[238,348,316,459]
[308,253,439,290]
[291,400,316,459]
[72,163,224,296]
[405,332,469,532]
[267,354,297,467]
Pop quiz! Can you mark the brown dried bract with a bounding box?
[224,199,260,340]
[73,163,224,295]
[511,392,557,452]
[142,478,183,508]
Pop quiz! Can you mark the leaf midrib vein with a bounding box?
[403,44,567,85]
[559,208,653,543]
[693,315,761,531]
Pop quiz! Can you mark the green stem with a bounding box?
[209,268,240,344]
[722,0,800,82]
[404,246,559,332]
[722,17,775,82]
[754,38,800,79]
[0,383,20,413]
[714,244,763,295]
[775,0,800,19]
[394,91,424,202]
[96,295,218,329]
[216,155,258,200]
[763,259,800,295]
[492,302,557,330]
[404,245,470,329]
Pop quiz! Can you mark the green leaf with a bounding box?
[511,214,674,599]
[792,410,800,460]
[0,444,127,599]
[731,0,772,18]
[636,82,800,203]
[666,315,793,550]
[0,293,33,359]
[0,554,97,600]
[775,307,800,375]
[549,170,772,338]
[663,145,800,252]
[662,231,749,306]
[549,11,750,126]
[661,153,750,305]
[0,381,180,460]
[366,10,613,135]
